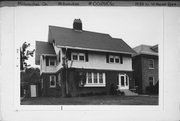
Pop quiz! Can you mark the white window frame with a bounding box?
[72,53,78,61]
[71,52,85,62]
[109,55,114,63]
[148,59,154,69]
[78,53,85,61]
[109,55,121,64]
[84,72,106,87]
[49,58,56,66]
[50,75,56,88]
[114,56,120,63]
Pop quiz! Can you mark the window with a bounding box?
[50,75,56,88]
[99,73,103,83]
[149,59,154,69]
[115,56,120,63]
[85,72,106,87]
[72,52,85,61]
[72,53,78,60]
[87,72,92,83]
[109,55,122,64]
[49,58,55,66]
[79,53,85,61]
[93,73,98,83]
[149,76,154,86]
[109,56,114,63]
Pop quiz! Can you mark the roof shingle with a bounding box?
[48,25,135,54]
[133,44,158,56]
[35,41,56,65]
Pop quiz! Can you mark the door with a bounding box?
[118,74,129,90]
[30,85,37,97]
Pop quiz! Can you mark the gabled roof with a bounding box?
[35,41,56,65]
[48,25,136,54]
[133,44,158,56]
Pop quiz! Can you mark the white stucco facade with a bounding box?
[40,45,133,74]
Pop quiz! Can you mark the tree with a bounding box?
[20,42,35,70]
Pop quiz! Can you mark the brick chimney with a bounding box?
[73,19,82,31]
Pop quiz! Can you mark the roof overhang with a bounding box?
[56,45,135,55]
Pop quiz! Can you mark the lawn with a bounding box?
[21,95,158,105]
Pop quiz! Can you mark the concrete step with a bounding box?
[120,89,138,96]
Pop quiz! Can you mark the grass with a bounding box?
[21,95,158,105]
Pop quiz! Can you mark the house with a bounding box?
[35,19,136,97]
[132,44,159,94]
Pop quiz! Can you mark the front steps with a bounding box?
[119,89,138,96]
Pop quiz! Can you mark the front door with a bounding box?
[118,74,129,90]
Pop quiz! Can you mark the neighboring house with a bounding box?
[35,19,136,97]
[132,44,159,94]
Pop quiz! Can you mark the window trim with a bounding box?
[79,53,85,61]
[109,55,114,63]
[49,58,56,66]
[50,75,56,88]
[84,72,106,87]
[71,52,85,62]
[148,59,154,69]
[109,55,122,64]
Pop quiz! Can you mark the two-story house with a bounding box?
[132,44,159,94]
[35,19,136,97]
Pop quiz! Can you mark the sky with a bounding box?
[14,7,163,67]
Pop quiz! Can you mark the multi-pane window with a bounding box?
[85,72,105,86]
[99,73,103,83]
[87,72,92,83]
[109,55,122,64]
[72,53,85,61]
[93,73,98,83]
[50,75,56,88]
[79,53,85,61]
[148,59,154,69]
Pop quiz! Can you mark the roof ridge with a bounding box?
[49,25,111,37]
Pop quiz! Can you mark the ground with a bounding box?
[21,95,158,105]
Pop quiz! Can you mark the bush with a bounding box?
[109,84,118,95]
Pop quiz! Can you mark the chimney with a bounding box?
[73,19,82,31]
